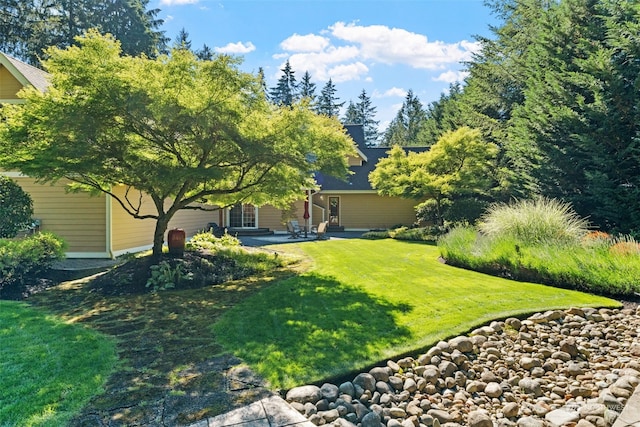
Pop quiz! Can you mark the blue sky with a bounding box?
[150,0,498,131]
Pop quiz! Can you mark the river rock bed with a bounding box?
[285,306,640,427]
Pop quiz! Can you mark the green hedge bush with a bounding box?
[0,232,66,291]
[362,226,446,242]
[0,176,33,238]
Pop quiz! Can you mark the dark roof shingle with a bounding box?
[316,124,429,191]
[2,53,50,92]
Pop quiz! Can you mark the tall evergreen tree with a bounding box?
[355,89,380,146]
[299,71,316,102]
[381,90,427,147]
[257,67,269,97]
[507,0,640,232]
[197,44,214,60]
[316,79,343,117]
[99,0,167,56]
[417,83,466,146]
[0,0,166,66]
[342,101,359,124]
[462,0,549,145]
[173,28,192,51]
[269,60,298,106]
[459,0,554,201]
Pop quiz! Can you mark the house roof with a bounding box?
[316,124,429,191]
[0,52,50,92]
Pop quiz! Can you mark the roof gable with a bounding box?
[317,124,430,192]
[0,53,50,99]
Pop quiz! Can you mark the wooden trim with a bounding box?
[0,55,31,87]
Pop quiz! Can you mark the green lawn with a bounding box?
[0,301,117,427]
[213,239,619,389]
[0,239,621,424]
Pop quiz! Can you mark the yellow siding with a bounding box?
[347,155,363,166]
[13,178,107,254]
[255,200,311,232]
[313,193,417,229]
[256,205,286,231]
[110,186,217,255]
[0,65,23,99]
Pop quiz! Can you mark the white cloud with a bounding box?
[160,0,198,5]
[280,33,330,52]
[433,70,469,83]
[327,62,369,83]
[214,41,256,54]
[283,46,360,80]
[272,21,479,85]
[374,87,406,98]
[329,21,479,69]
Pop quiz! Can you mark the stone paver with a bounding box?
[195,396,314,427]
[613,383,640,427]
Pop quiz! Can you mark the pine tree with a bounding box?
[506,0,640,231]
[269,60,298,106]
[342,101,360,125]
[316,79,343,118]
[0,0,166,66]
[197,44,214,60]
[417,83,465,146]
[99,0,167,57]
[257,67,269,97]
[356,89,380,146]
[173,28,192,51]
[299,71,316,102]
[381,90,427,146]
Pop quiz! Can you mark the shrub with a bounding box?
[479,197,589,245]
[394,226,444,242]
[437,226,477,263]
[437,224,640,296]
[361,230,391,240]
[0,176,33,238]
[146,260,193,292]
[415,199,448,225]
[609,235,640,256]
[186,231,241,251]
[0,232,66,290]
[444,197,489,225]
[362,226,446,242]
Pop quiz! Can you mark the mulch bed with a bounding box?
[0,250,254,300]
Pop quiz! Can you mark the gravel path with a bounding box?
[286,306,640,427]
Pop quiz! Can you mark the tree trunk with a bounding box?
[152,215,171,259]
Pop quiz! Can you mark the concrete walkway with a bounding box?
[186,395,314,427]
[239,231,364,247]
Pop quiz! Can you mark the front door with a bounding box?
[229,204,257,228]
[329,196,340,226]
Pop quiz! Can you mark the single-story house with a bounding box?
[239,125,427,233]
[1,52,424,258]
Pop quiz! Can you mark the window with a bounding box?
[329,196,340,226]
[229,204,257,228]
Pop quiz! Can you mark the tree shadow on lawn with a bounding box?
[213,272,414,391]
[27,272,291,426]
